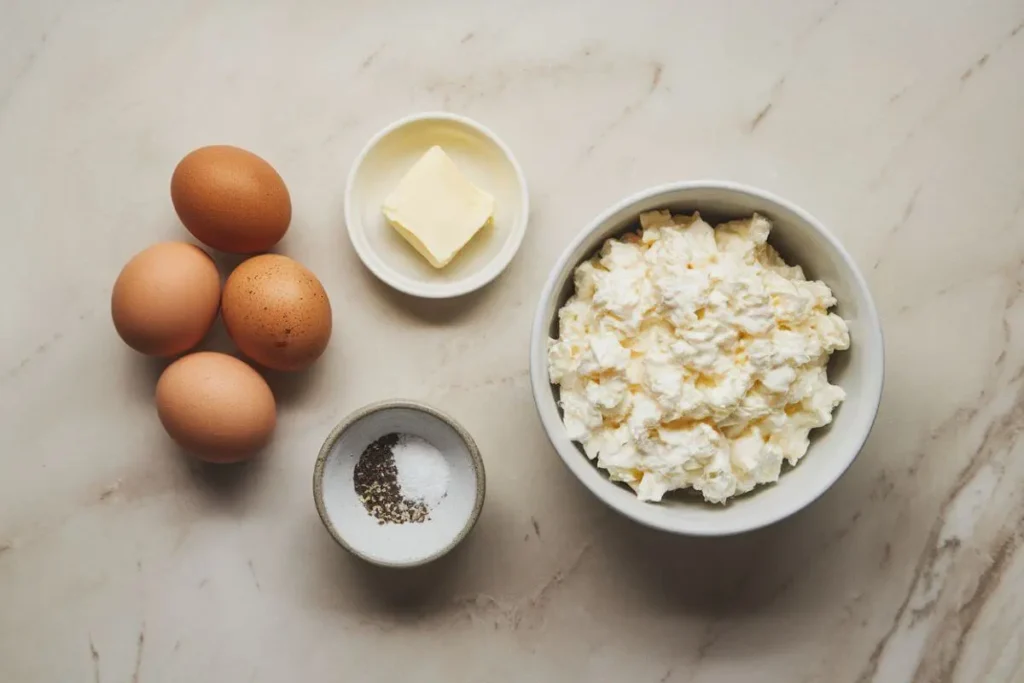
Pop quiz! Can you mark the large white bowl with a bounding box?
[530,181,884,536]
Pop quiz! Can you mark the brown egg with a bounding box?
[222,254,332,371]
[155,352,276,463]
[171,145,291,253]
[111,242,220,357]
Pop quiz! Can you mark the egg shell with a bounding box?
[171,145,291,254]
[155,352,276,463]
[111,242,221,357]
[222,254,332,371]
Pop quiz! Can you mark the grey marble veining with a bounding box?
[1,1,1023,681]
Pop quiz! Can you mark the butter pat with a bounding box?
[382,146,495,268]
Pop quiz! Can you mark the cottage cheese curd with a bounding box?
[547,211,850,504]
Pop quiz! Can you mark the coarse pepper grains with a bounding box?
[353,432,430,524]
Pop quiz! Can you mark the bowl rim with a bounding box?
[344,111,530,299]
[312,399,487,567]
[529,179,884,536]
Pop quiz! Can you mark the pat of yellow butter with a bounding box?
[382,146,495,269]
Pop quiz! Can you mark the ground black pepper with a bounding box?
[353,432,430,524]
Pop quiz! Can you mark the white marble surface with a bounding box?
[2,1,1023,681]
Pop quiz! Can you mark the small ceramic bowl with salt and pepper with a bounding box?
[313,400,486,567]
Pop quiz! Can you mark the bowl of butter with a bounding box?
[345,112,529,298]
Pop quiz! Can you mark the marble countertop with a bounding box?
[2,1,1023,681]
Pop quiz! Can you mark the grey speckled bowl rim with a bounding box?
[312,399,486,568]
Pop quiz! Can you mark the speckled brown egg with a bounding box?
[221,254,332,371]
[155,352,276,463]
[171,145,291,254]
[111,242,221,357]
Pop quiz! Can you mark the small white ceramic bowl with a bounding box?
[345,112,529,298]
[313,400,486,567]
[530,181,884,536]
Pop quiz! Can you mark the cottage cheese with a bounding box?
[547,211,850,504]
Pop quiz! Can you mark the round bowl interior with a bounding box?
[313,401,485,567]
[530,181,884,536]
[345,112,529,298]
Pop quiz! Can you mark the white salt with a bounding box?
[392,434,450,508]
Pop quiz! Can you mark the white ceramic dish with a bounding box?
[530,181,884,536]
[345,112,529,298]
[313,400,485,567]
